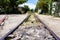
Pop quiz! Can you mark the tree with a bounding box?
[30,9,34,12]
[0,0,28,14]
[35,0,53,14]
[53,0,60,16]
[36,0,49,13]
[0,0,9,13]
[24,5,30,13]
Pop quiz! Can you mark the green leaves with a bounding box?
[18,0,27,4]
[24,5,30,11]
[35,0,53,14]
[0,0,28,13]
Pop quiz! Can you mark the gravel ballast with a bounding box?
[6,14,55,40]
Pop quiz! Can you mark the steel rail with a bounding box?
[35,15,60,40]
[0,15,30,40]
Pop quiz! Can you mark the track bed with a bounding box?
[5,14,55,40]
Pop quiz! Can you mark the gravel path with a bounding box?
[5,14,55,40]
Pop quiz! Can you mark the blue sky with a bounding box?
[26,0,38,5]
[19,0,38,9]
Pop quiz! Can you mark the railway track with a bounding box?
[0,14,29,40]
[4,14,59,40]
[35,14,60,40]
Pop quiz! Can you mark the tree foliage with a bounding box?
[35,0,53,14]
[24,5,30,11]
[0,0,28,14]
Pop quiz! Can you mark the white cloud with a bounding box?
[18,3,36,9]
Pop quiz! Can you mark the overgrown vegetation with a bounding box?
[0,0,28,14]
[36,0,53,14]
[35,0,60,17]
